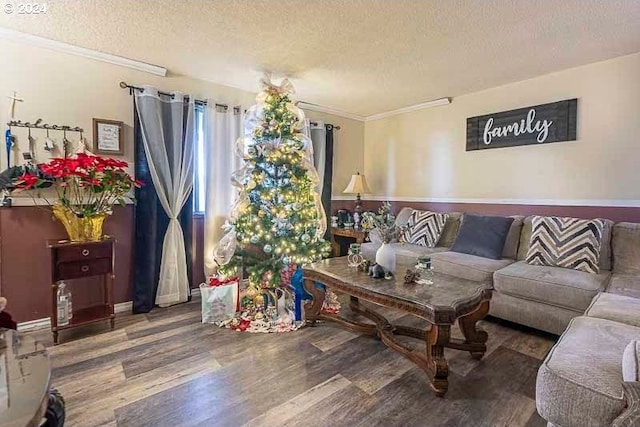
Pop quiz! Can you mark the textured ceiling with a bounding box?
[2,0,640,116]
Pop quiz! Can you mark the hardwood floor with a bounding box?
[27,296,556,427]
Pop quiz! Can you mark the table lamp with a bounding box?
[342,172,371,227]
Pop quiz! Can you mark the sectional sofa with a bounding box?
[362,208,640,426]
[362,207,624,335]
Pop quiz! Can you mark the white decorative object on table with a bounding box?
[376,242,396,273]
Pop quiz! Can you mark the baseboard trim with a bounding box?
[17,301,133,332]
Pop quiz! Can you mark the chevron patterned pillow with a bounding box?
[525,216,605,274]
[402,210,448,247]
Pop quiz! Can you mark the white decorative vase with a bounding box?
[375,242,396,273]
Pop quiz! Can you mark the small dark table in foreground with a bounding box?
[303,257,492,397]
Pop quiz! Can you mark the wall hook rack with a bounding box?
[7,119,84,133]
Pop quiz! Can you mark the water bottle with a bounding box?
[68,290,73,320]
[57,281,70,326]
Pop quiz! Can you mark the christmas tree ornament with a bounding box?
[263,244,273,254]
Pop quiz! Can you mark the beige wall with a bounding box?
[0,39,257,169]
[364,52,640,204]
[0,38,362,199]
[304,110,365,197]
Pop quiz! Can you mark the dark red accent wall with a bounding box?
[331,199,640,223]
[0,205,134,322]
[0,205,205,323]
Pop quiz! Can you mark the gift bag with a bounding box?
[200,277,240,324]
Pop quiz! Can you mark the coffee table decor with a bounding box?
[347,243,364,267]
[303,257,492,397]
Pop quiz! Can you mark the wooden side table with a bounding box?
[47,238,115,345]
[330,227,369,257]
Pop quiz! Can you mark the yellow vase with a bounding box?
[52,205,108,242]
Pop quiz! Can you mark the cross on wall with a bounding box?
[7,91,23,119]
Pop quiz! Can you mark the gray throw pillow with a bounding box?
[451,214,515,260]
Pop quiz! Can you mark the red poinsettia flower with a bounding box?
[14,172,38,189]
[12,154,141,216]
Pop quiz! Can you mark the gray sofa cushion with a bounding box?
[585,292,640,328]
[437,212,462,248]
[607,274,640,299]
[517,216,614,272]
[622,340,640,382]
[537,316,640,427]
[431,251,514,284]
[451,214,515,260]
[502,215,524,260]
[612,222,640,275]
[493,261,610,311]
[489,291,580,335]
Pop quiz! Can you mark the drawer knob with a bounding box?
[82,249,90,256]
[81,265,90,273]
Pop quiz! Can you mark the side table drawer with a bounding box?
[55,258,112,281]
[55,242,112,263]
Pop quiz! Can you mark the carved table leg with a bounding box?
[458,300,490,359]
[426,324,450,398]
[303,278,325,326]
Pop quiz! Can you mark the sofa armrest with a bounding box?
[612,382,640,427]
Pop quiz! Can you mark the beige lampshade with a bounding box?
[342,172,371,195]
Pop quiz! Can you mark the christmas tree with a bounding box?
[215,76,330,292]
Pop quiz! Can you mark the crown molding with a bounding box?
[0,27,167,76]
[331,195,640,208]
[365,98,451,121]
[299,97,451,122]
[298,102,366,122]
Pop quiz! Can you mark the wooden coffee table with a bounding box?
[302,257,492,397]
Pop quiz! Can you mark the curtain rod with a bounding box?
[119,81,239,110]
[309,121,341,130]
[120,82,338,128]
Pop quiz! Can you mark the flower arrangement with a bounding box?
[13,153,141,217]
[11,153,141,241]
[361,202,398,244]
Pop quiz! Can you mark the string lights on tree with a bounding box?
[215,75,330,295]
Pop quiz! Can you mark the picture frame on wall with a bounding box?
[93,118,124,155]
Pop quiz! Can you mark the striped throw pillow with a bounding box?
[402,210,448,248]
[525,216,604,274]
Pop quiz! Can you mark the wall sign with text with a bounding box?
[466,99,577,151]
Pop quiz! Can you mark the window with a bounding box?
[193,105,206,213]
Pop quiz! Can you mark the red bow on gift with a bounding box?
[208,276,239,287]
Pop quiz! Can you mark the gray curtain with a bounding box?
[309,121,334,239]
[134,86,195,307]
